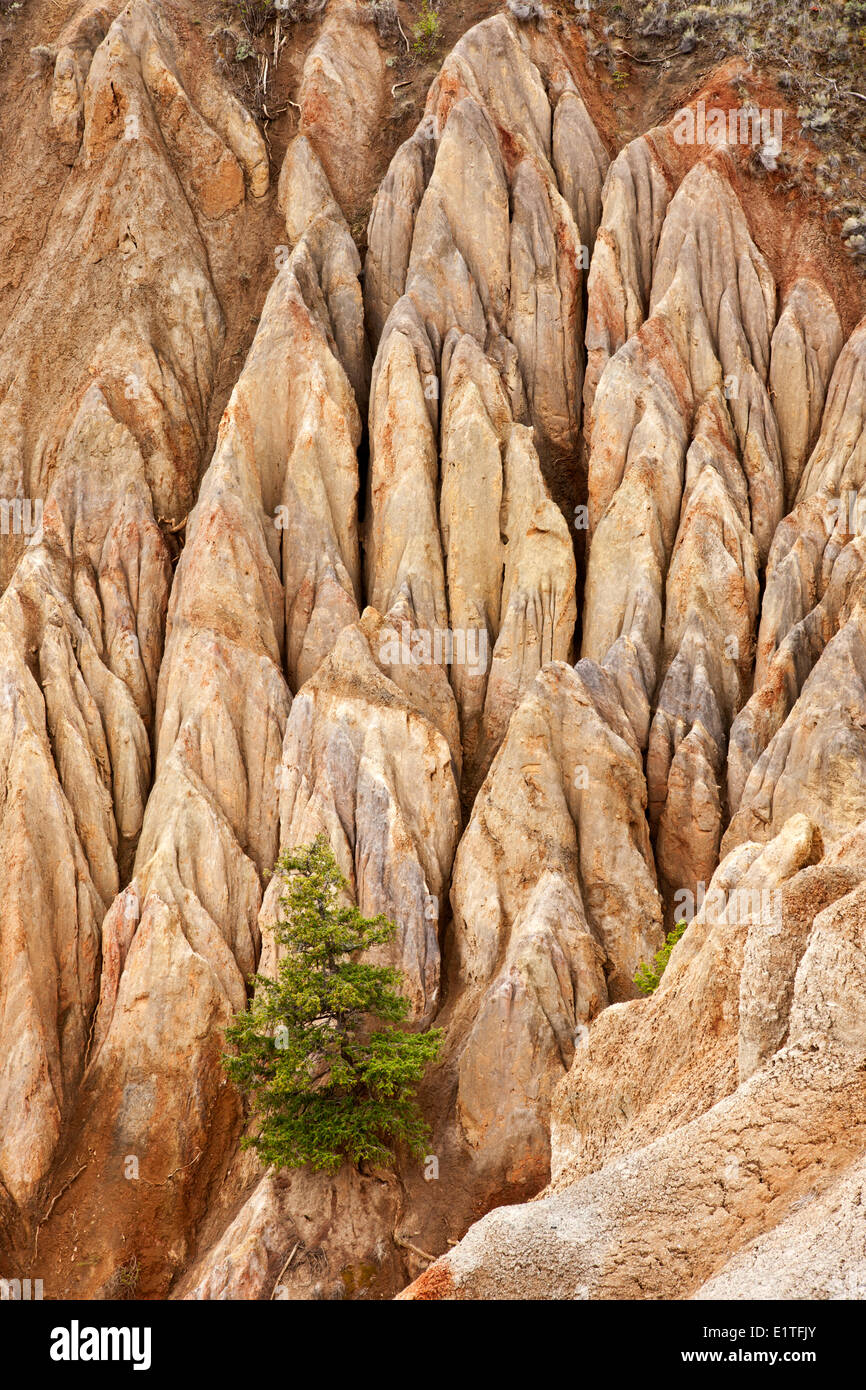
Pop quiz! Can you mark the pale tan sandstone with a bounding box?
[266,608,461,1026]
[444,660,662,1187]
[0,0,263,1215]
[365,13,604,509]
[365,304,448,641]
[582,132,672,434]
[3,96,357,1296]
[2,0,865,1305]
[648,158,782,564]
[551,88,610,256]
[583,156,783,775]
[581,314,692,746]
[178,1163,404,1301]
[0,0,265,591]
[402,1041,866,1300]
[550,814,824,1184]
[439,333,576,799]
[297,0,387,225]
[727,508,866,816]
[724,602,866,854]
[693,1154,866,1299]
[795,317,866,503]
[647,390,760,905]
[724,321,866,812]
[769,278,843,505]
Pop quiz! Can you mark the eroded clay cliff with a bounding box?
[1,0,865,1302]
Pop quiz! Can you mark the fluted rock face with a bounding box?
[0,0,269,1222]
[365,12,608,514]
[270,609,462,1026]
[446,659,661,1186]
[24,97,372,1290]
[582,130,673,435]
[724,321,866,852]
[2,0,866,1303]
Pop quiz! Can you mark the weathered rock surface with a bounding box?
[443,659,662,1189]
[401,816,866,1298]
[1,0,865,1305]
[268,608,462,1026]
[365,12,609,513]
[0,0,267,1227]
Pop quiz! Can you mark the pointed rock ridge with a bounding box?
[794,316,866,504]
[181,599,464,1301]
[647,388,760,909]
[266,608,462,1027]
[56,0,269,198]
[364,111,438,348]
[582,153,784,753]
[295,0,387,226]
[53,131,373,1289]
[439,331,576,802]
[444,660,662,1189]
[47,5,110,164]
[722,322,866,829]
[723,321,866,813]
[0,0,267,1215]
[271,137,366,686]
[0,0,267,591]
[366,298,449,642]
[726,522,866,819]
[22,130,344,1298]
[401,816,866,1301]
[583,129,673,440]
[769,278,843,506]
[439,332,511,785]
[0,389,169,1211]
[647,157,782,564]
[364,12,606,507]
[65,306,295,1291]
[581,312,692,747]
[736,817,866,1085]
[723,600,866,855]
[278,132,371,417]
[551,88,610,258]
[364,12,599,793]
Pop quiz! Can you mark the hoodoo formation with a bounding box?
[0,0,865,1306]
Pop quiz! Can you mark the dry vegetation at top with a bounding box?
[570,0,866,258]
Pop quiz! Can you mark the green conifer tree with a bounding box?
[222,835,442,1172]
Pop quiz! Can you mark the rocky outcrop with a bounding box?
[0,0,267,1223]
[1,0,865,1305]
[401,816,866,1298]
[443,659,662,1189]
[725,319,866,847]
[364,12,609,513]
[582,130,672,434]
[30,115,373,1293]
[769,278,843,505]
[268,609,461,1026]
[294,0,387,226]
